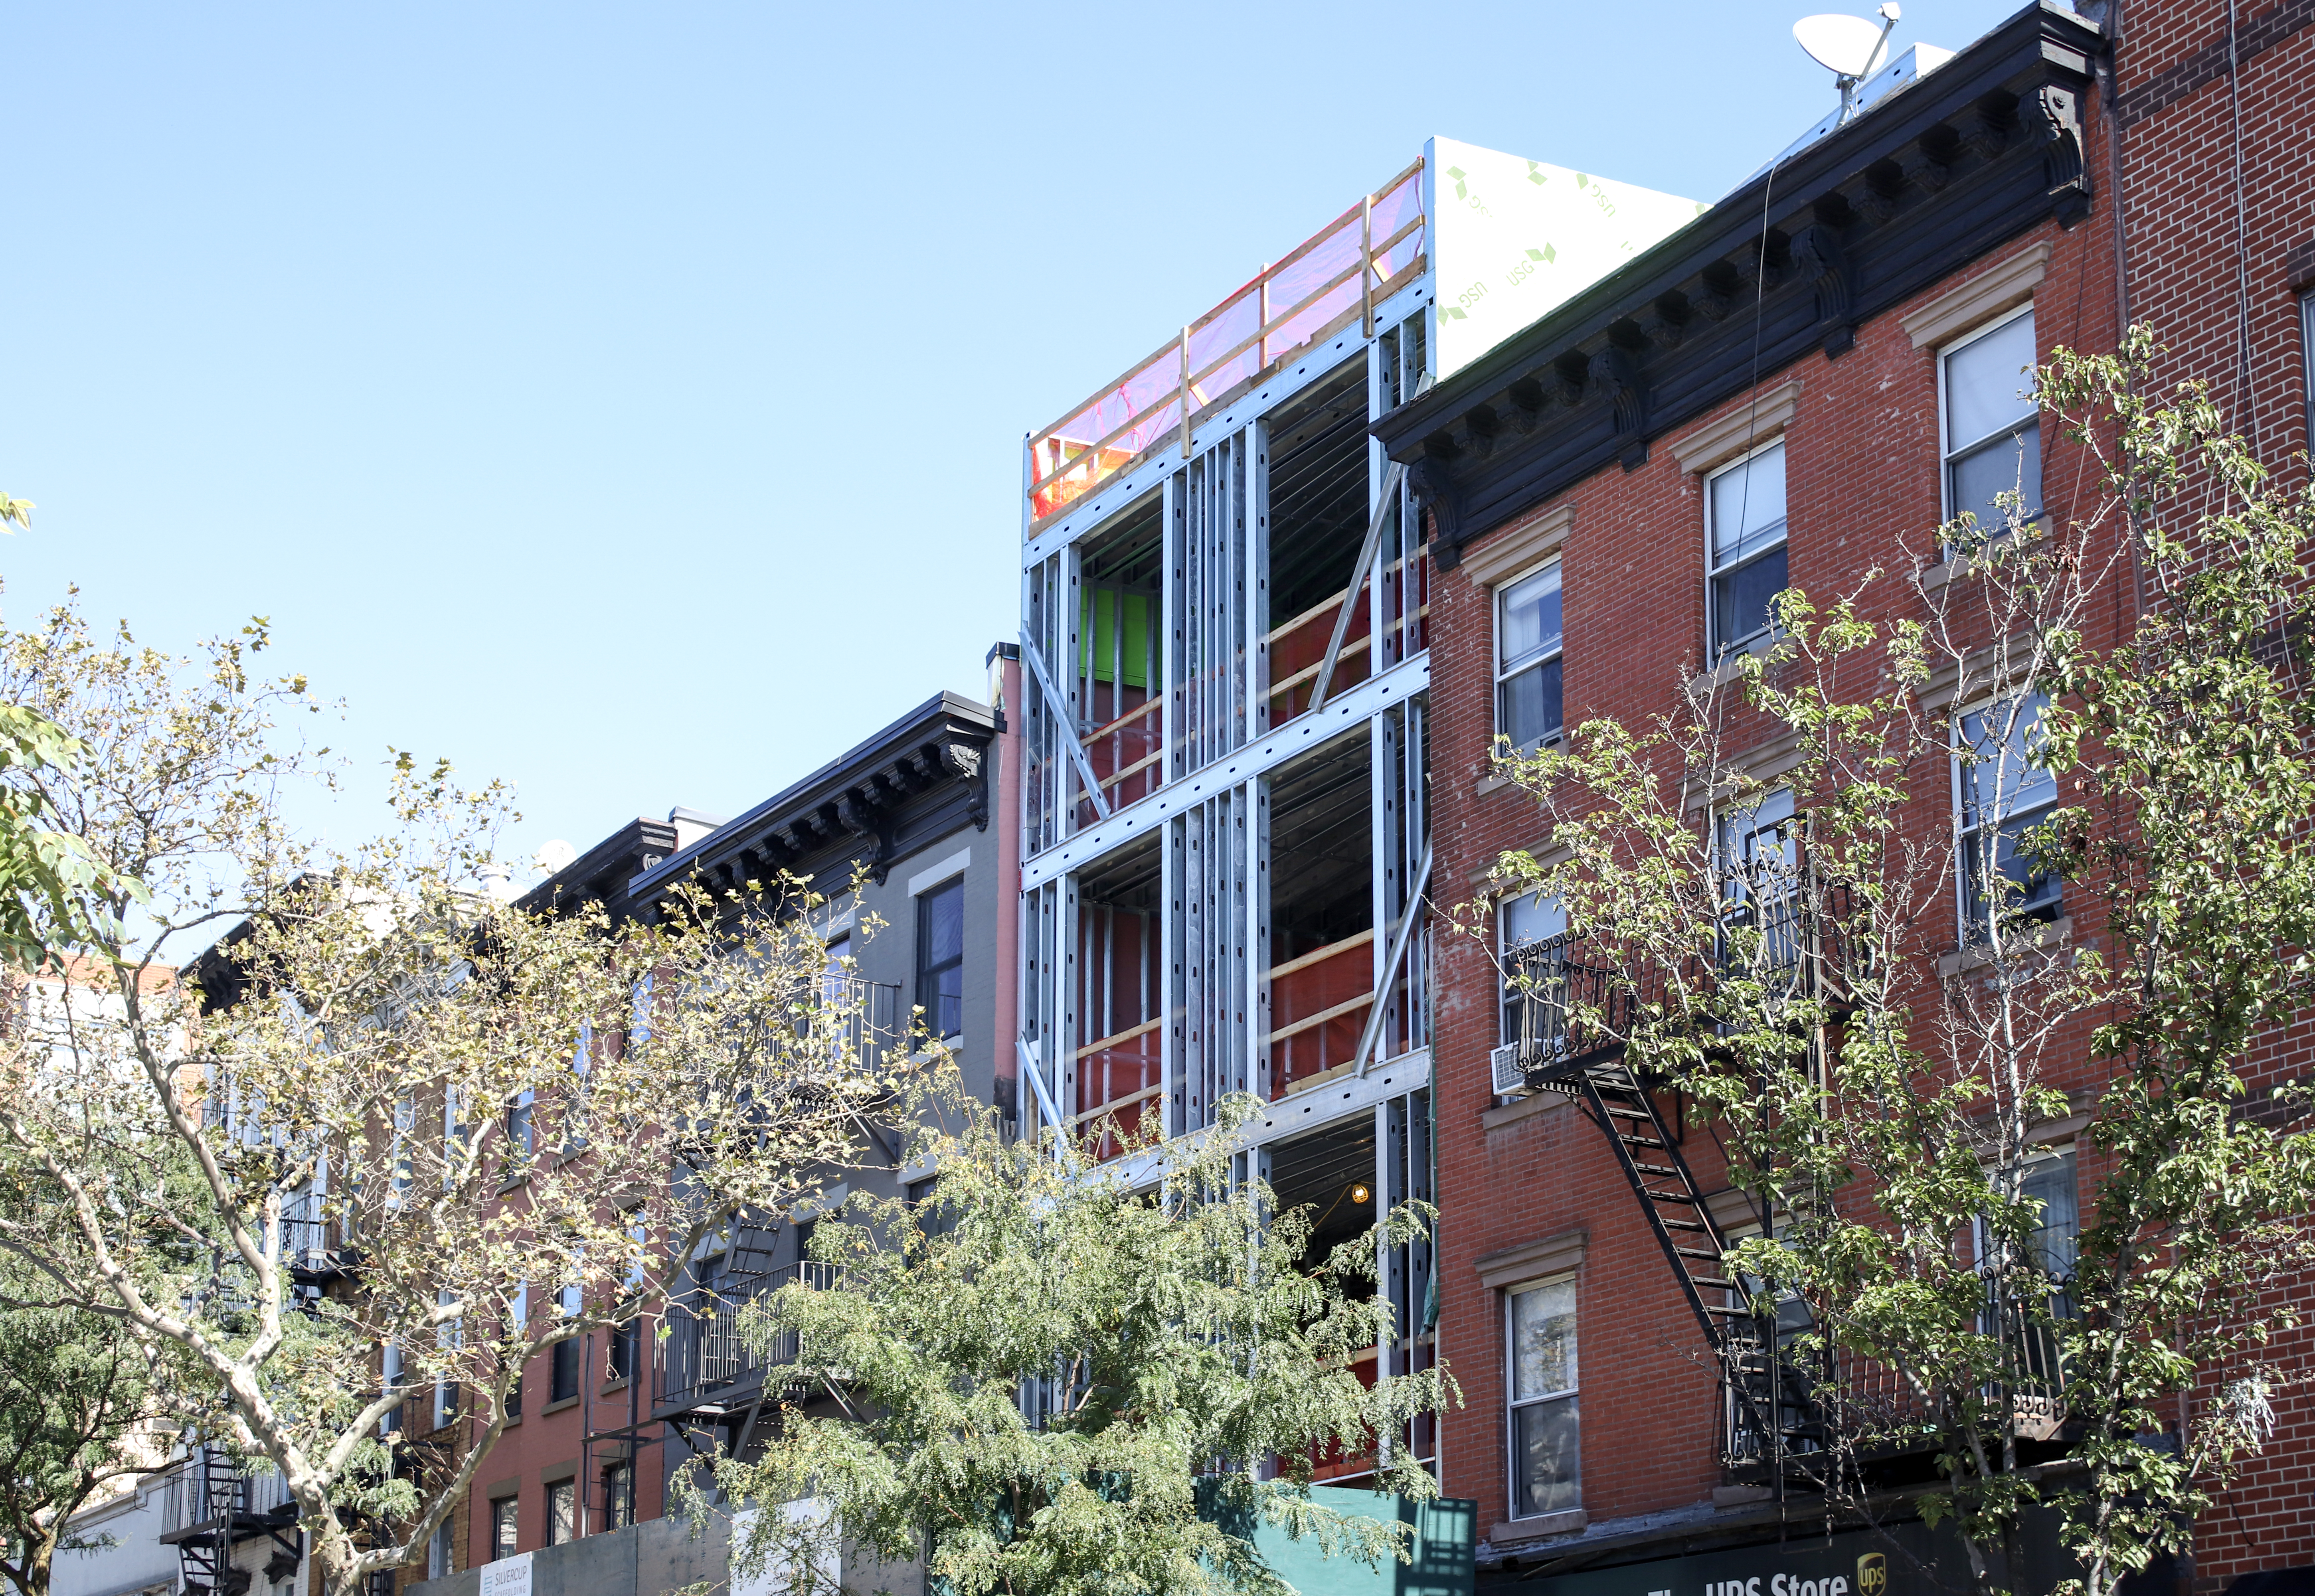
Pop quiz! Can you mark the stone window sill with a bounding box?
[1937,915,2072,980]
[1491,1508,1587,1546]
[1686,633,1784,699]
[1482,1091,1568,1131]
[541,1395,580,1416]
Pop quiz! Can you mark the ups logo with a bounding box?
[1857,1554,1888,1596]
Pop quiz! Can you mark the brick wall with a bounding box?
[2114,0,2315,1585]
[1427,184,2127,1558]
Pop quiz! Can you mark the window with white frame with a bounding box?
[1495,561,1564,752]
[428,1518,456,1579]
[2301,290,2314,448]
[1506,1277,1580,1518]
[1499,891,1568,1045]
[1715,788,1800,976]
[1955,692,2060,935]
[1706,440,1789,657]
[433,1289,461,1430]
[916,877,965,1039]
[1941,306,2041,542]
[378,1343,404,1436]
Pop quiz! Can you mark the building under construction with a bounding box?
[1008,138,1702,1471]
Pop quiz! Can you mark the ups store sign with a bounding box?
[1517,1517,2078,1596]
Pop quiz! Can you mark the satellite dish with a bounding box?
[1794,5,1900,122]
[533,839,578,875]
[1795,13,1890,76]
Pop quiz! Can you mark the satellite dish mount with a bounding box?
[1794,4,1901,124]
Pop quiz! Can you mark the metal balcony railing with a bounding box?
[1719,1276,2077,1482]
[658,1261,844,1414]
[158,1446,297,1535]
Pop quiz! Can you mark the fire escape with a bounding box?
[1490,857,1853,1499]
[159,1447,304,1595]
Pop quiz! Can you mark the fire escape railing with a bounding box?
[158,1445,302,1595]
[1498,887,2073,1493]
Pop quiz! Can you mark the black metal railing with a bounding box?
[159,1445,297,1534]
[1718,1275,2077,1480]
[658,1260,844,1411]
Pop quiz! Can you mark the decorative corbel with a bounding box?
[1587,345,1649,471]
[1791,224,1856,358]
[1505,376,1545,434]
[1460,403,1501,460]
[1408,447,1467,563]
[1965,93,2015,161]
[2020,81,2091,227]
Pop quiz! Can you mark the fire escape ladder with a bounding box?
[1575,1062,1744,1343]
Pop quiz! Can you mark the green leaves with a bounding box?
[709,1071,1453,1596]
[1473,332,2315,1596]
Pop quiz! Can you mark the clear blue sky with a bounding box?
[2,1,2039,875]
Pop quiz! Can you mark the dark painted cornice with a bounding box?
[1374,1,2103,570]
[516,816,679,920]
[628,690,997,906]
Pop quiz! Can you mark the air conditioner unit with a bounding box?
[1490,1043,1528,1096]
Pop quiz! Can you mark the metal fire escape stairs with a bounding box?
[1495,916,1836,1497]
[163,1447,303,1596]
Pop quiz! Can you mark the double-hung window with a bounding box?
[1706,441,1789,656]
[1941,306,2041,542]
[1716,788,1800,979]
[550,1283,583,1402]
[1956,692,2060,936]
[1506,1278,1580,1518]
[602,1462,633,1531]
[1496,562,1564,752]
[428,1519,456,1579]
[2301,289,2315,448]
[545,1479,576,1546]
[916,877,965,1039]
[378,1344,404,1436]
[1498,892,1568,1047]
[490,1494,519,1561]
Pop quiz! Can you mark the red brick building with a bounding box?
[1379,0,2313,1590]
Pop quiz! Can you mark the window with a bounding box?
[602,1462,633,1531]
[546,1479,576,1546]
[433,1289,462,1430]
[1506,1278,1580,1518]
[1941,306,2040,542]
[1498,892,1568,1045]
[390,1093,414,1208]
[506,1282,527,1418]
[608,1320,637,1383]
[915,877,965,1039]
[2302,290,2315,448]
[1716,788,1800,975]
[550,1284,583,1402]
[1495,562,1564,752]
[822,932,852,1003]
[490,1494,519,1560]
[1707,440,1788,657]
[2020,1149,2079,1283]
[428,1519,456,1580]
[507,1086,535,1162]
[1956,693,2061,935]
[378,1345,404,1436]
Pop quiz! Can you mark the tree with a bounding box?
[0,597,898,1596]
[701,1068,1455,1596]
[0,1225,174,1596]
[1476,331,2315,1596]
